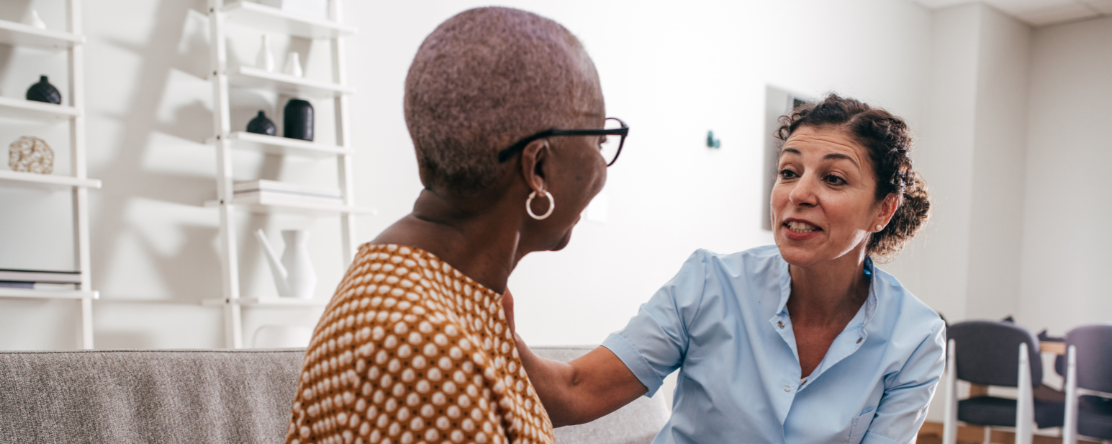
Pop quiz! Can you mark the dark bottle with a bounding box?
[246,110,276,136]
[283,99,314,141]
[26,76,61,104]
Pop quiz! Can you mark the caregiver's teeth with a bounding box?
[787,221,817,233]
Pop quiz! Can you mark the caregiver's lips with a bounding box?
[782,218,821,241]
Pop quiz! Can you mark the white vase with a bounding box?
[256,35,274,72]
[284,52,303,78]
[23,10,46,29]
[256,229,316,299]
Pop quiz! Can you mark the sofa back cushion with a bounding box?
[0,346,668,444]
[0,349,303,444]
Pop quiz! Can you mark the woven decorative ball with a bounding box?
[8,136,54,174]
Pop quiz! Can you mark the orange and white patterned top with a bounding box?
[285,244,555,444]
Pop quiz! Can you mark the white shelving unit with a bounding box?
[0,1,99,349]
[204,0,363,348]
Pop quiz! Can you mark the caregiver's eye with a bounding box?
[825,174,846,185]
[779,169,797,179]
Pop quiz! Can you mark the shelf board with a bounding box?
[204,194,375,216]
[0,96,79,121]
[0,288,98,300]
[0,170,101,190]
[209,131,352,158]
[221,2,356,40]
[202,297,329,308]
[0,19,84,51]
[229,66,354,98]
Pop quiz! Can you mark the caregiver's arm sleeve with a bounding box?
[863,320,947,444]
[601,249,709,397]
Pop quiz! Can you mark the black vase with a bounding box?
[26,76,61,105]
[246,110,276,136]
[283,99,314,141]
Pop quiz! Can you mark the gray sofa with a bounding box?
[0,346,669,443]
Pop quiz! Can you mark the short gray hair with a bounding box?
[404,7,601,194]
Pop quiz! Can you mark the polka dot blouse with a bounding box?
[285,244,555,444]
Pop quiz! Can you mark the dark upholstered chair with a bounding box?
[1062,324,1112,443]
[941,321,1064,444]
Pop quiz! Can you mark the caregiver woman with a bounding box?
[514,94,945,443]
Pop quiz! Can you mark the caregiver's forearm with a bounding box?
[516,336,647,427]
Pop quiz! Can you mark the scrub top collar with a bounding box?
[772,255,879,327]
[770,255,880,388]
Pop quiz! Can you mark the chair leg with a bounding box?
[1015,343,1034,444]
[944,339,959,444]
[983,426,992,444]
[1063,345,1078,444]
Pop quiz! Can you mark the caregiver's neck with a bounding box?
[370,186,532,295]
[786,246,871,326]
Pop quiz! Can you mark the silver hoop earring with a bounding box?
[526,191,555,220]
[875,224,883,231]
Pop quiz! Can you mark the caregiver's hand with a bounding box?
[504,289,648,427]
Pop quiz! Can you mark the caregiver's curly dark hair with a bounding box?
[777,93,930,262]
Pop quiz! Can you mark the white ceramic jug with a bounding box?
[256,35,274,72]
[255,229,316,299]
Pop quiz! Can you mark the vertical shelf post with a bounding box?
[208,0,243,349]
[330,0,357,267]
[66,0,94,350]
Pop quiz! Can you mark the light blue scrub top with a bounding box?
[602,245,946,444]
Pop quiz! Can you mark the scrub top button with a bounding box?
[783,385,791,392]
[777,321,785,329]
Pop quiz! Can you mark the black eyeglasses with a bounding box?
[497,117,629,167]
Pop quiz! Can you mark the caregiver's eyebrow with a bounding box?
[781,148,859,168]
[824,152,859,167]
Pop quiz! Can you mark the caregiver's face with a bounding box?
[772,125,881,267]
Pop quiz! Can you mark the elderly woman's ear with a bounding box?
[519,138,552,195]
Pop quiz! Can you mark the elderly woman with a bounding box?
[283,7,627,444]
[515,94,943,444]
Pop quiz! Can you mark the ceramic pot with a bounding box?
[255,229,317,300]
[26,76,61,104]
[246,110,276,136]
[256,35,274,72]
[283,99,313,141]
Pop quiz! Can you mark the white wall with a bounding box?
[1018,15,1112,336]
[0,0,936,350]
[345,0,935,346]
[965,5,1031,322]
[908,3,1033,325]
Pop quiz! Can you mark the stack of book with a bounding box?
[233,180,343,206]
[0,269,81,290]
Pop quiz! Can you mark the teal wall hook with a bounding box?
[707,130,721,149]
